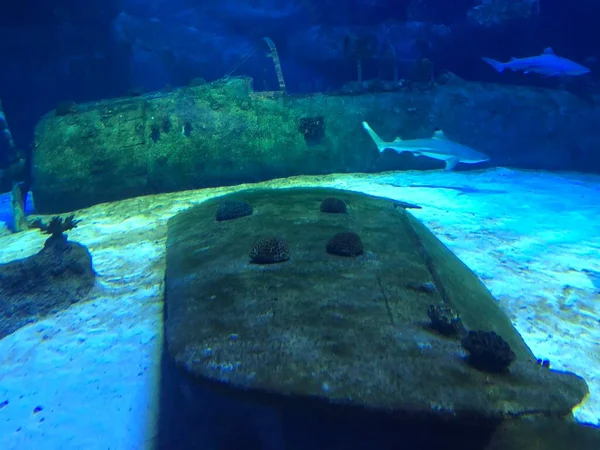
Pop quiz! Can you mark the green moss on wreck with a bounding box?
[32,74,600,213]
[33,77,336,212]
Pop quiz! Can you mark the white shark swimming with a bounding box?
[361,121,490,171]
[482,47,591,77]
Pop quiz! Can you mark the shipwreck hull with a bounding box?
[31,76,599,213]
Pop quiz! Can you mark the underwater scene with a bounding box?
[1,1,600,449]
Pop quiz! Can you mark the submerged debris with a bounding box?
[164,187,589,426]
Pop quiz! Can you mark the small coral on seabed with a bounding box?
[427,304,462,336]
[216,199,253,221]
[461,330,516,373]
[30,214,80,244]
[326,231,363,257]
[249,236,290,264]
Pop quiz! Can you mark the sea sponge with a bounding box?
[461,330,516,373]
[216,200,253,221]
[320,197,347,214]
[326,231,363,257]
[250,236,290,264]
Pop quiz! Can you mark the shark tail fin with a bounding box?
[361,121,392,152]
[481,57,505,73]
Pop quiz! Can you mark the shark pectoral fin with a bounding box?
[444,158,459,171]
[432,130,448,140]
[362,121,389,152]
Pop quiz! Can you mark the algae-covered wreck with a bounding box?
[32,75,600,213]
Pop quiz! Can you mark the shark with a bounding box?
[361,121,490,171]
[482,47,591,77]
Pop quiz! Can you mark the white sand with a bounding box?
[0,167,598,449]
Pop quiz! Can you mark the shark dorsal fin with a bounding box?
[543,47,555,55]
[432,130,448,140]
[510,56,517,61]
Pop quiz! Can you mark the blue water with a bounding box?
[0,192,34,230]
[2,1,600,449]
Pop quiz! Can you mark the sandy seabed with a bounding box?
[0,167,599,449]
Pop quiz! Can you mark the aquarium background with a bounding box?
[1,1,600,450]
[2,0,600,180]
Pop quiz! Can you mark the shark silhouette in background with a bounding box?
[361,122,490,171]
[482,47,591,77]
